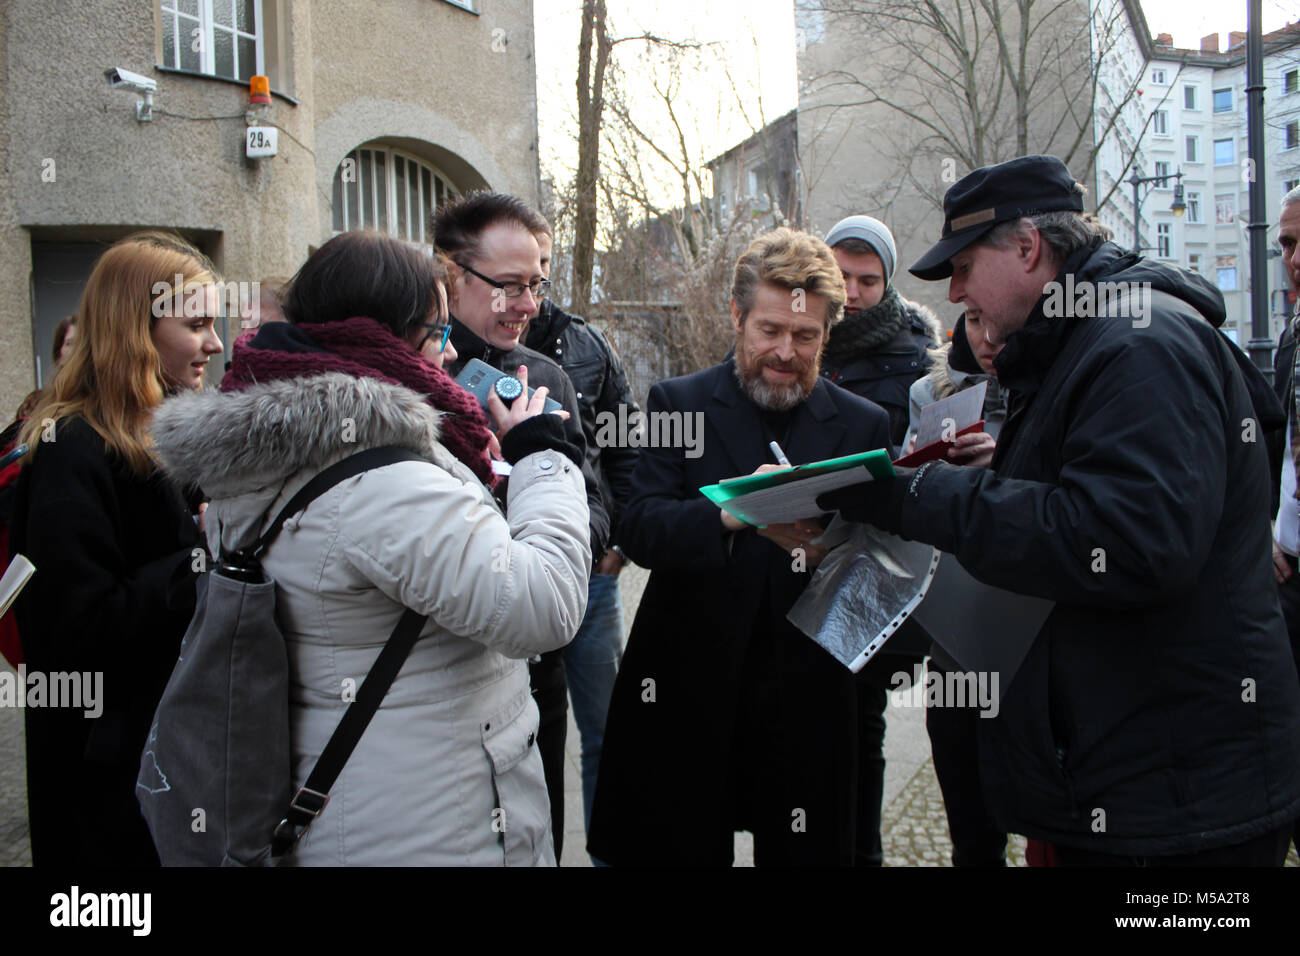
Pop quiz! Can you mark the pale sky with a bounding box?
[1139,0,1296,49]
[532,1,1297,203]
[533,0,797,187]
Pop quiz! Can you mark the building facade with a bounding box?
[1139,25,1300,344]
[791,0,1146,320]
[0,0,541,415]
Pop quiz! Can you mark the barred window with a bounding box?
[332,147,459,252]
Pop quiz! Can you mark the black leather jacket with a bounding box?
[526,299,641,540]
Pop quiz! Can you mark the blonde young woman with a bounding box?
[11,231,222,867]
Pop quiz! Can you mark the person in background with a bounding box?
[903,312,1008,866]
[524,226,639,853]
[821,214,941,866]
[11,232,222,866]
[1265,183,1300,860]
[432,192,611,861]
[52,314,77,368]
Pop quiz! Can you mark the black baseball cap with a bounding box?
[909,155,1084,281]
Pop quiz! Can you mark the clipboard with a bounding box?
[699,449,894,526]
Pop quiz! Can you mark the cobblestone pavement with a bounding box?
[5,563,1297,868]
[0,674,30,867]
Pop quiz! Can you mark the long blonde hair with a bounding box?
[21,231,219,474]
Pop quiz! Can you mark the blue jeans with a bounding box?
[563,572,624,835]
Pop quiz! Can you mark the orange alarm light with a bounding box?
[249,75,271,105]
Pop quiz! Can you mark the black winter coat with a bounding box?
[11,417,201,867]
[821,300,937,450]
[892,241,1300,855]
[525,300,640,537]
[587,360,892,865]
[1267,315,1296,516]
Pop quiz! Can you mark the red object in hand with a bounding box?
[893,421,985,468]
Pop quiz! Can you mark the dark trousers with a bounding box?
[924,660,1007,866]
[854,660,889,866]
[529,649,569,862]
[1054,824,1292,866]
[1275,559,1300,857]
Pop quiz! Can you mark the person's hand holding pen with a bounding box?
[719,440,828,568]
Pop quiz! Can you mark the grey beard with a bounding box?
[733,362,809,411]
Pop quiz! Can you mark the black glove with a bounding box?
[816,466,920,534]
[499,414,583,467]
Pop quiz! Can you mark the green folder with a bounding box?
[699,448,895,507]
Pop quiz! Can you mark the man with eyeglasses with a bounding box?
[432,192,611,863]
[524,223,641,864]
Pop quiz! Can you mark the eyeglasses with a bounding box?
[460,264,551,300]
[418,320,452,353]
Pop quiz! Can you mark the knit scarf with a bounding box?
[823,285,910,366]
[222,317,496,485]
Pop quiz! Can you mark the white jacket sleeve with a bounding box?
[333,450,590,659]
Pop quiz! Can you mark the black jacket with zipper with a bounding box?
[525,299,640,540]
[888,240,1300,855]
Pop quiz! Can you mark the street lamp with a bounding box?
[1128,166,1185,254]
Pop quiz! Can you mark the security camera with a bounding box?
[104,68,155,122]
[104,67,157,93]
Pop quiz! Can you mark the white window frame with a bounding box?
[1215,194,1236,225]
[1183,85,1198,110]
[1185,135,1200,163]
[1151,68,1166,84]
[1154,160,1171,183]
[1287,120,1300,151]
[160,0,265,82]
[1285,69,1299,95]
[1213,138,1234,166]
[1216,255,1237,291]
[1156,222,1171,258]
[1188,252,1202,274]
[1153,109,1169,137]
[1212,88,1232,112]
[332,146,460,252]
[1186,191,1202,223]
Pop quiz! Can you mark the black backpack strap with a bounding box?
[254,446,427,558]
[251,445,430,858]
[271,606,426,857]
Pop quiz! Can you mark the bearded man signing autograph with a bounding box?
[586,228,893,866]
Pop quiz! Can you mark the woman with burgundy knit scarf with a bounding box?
[150,231,591,865]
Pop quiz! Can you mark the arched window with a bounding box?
[331,147,459,252]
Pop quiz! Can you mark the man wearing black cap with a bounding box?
[821,154,1300,865]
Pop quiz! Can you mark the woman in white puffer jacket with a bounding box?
[150,232,589,866]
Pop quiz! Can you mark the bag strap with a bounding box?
[254,445,431,857]
[271,606,426,857]
[254,445,427,558]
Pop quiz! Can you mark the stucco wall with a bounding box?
[0,0,541,415]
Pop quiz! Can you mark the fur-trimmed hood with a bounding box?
[150,372,473,554]
[152,372,443,497]
[902,297,943,348]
